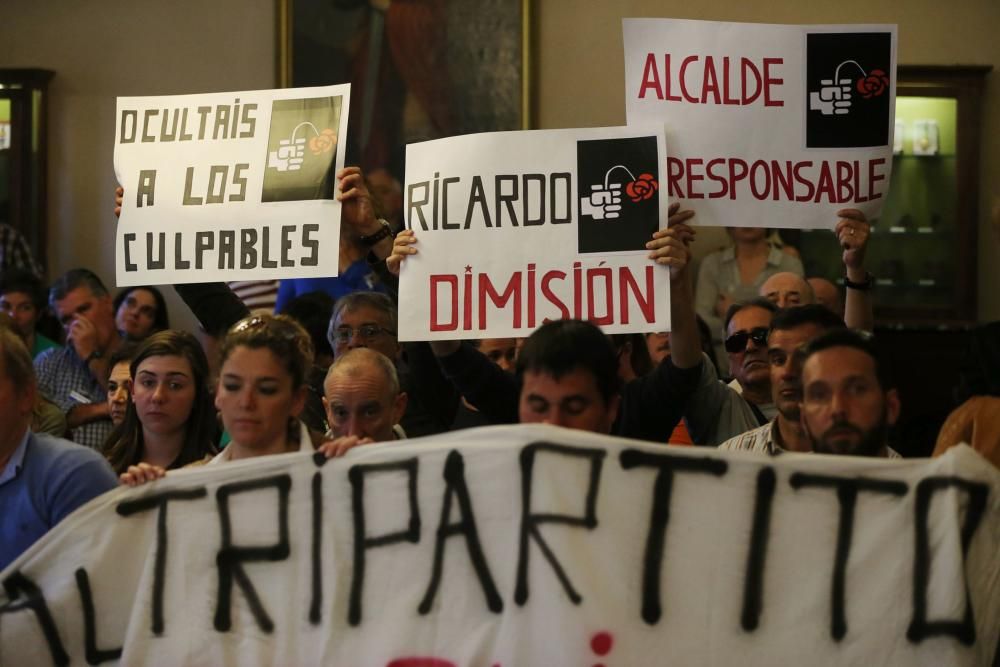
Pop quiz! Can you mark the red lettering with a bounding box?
[814,162,836,203]
[430,275,458,331]
[749,160,770,200]
[663,55,682,101]
[741,58,762,104]
[478,272,522,329]
[685,158,705,199]
[728,159,749,200]
[541,270,569,320]
[666,157,685,198]
[722,57,739,105]
[679,56,699,103]
[701,57,721,104]
[619,266,655,325]
[868,158,885,200]
[763,57,784,107]
[638,53,663,100]
[771,161,794,201]
[587,266,614,326]
[836,161,854,203]
[706,158,729,198]
[794,161,815,202]
[463,271,473,330]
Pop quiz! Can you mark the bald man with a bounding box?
[760,272,815,309]
[322,347,408,448]
[808,277,845,318]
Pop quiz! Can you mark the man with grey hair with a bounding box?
[34,268,123,449]
[0,326,118,569]
[322,347,408,450]
[759,272,815,309]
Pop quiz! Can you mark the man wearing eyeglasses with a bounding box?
[719,304,847,455]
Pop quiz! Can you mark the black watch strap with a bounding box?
[843,272,874,291]
[358,219,394,246]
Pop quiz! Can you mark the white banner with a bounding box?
[114,85,350,286]
[624,19,897,229]
[1,426,998,666]
[398,126,671,341]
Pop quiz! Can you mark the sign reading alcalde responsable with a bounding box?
[624,19,897,229]
[114,85,350,286]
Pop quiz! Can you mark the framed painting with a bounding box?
[277,0,532,189]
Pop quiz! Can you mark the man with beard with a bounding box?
[799,329,901,458]
[719,305,845,454]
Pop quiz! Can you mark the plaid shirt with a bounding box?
[33,346,111,450]
[0,224,43,276]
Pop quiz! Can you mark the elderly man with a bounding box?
[34,269,123,449]
[719,304,847,454]
[322,347,408,449]
[0,327,118,569]
[799,328,901,458]
[760,272,815,309]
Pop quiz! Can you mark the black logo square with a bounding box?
[805,32,892,148]
[577,136,660,254]
[261,96,342,202]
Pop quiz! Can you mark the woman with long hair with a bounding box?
[120,314,328,485]
[106,330,218,477]
[113,286,170,341]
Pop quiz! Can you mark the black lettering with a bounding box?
[261,226,277,269]
[240,229,258,269]
[907,476,988,645]
[441,176,461,229]
[218,230,235,270]
[174,233,190,270]
[205,165,228,204]
[240,103,257,138]
[514,442,605,606]
[418,450,503,615]
[408,181,430,231]
[141,109,158,143]
[159,108,180,142]
[213,104,230,140]
[146,232,165,270]
[619,449,728,625]
[309,457,325,625]
[348,458,421,626]
[124,233,137,272]
[74,568,123,664]
[195,231,214,270]
[182,167,203,206]
[495,175,519,227]
[280,225,295,268]
[119,109,137,143]
[741,467,776,631]
[214,475,292,633]
[301,224,319,266]
[0,571,69,666]
[522,173,546,225]
[115,487,208,634]
[231,163,248,202]
[550,172,572,224]
[136,170,156,208]
[465,176,492,228]
[789,473,908,640]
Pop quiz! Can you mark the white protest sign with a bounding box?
[1,426,998,666]
[114,85,350,286]
[398,127,671,341]
[623,19,897,229]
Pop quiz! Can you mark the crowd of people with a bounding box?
[0,166,996,573]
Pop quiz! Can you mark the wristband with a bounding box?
[358,218,394,246]
[843,272,874,291]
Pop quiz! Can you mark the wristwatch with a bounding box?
[843,272,874,291]
[358,218,394,246]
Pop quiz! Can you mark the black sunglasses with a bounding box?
[724,326,770,353]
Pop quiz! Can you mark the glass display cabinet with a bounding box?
[798,65,990,324]
[0,68,54,273]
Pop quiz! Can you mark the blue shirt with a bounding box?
[0,430,119,570]
[34,345,113,449]
[275,258,387,312]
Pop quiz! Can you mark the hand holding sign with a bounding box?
[646,203,696,281]
[834,208,870,269]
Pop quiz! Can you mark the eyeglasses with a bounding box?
[332,324,396,344]
[724,326,770,353]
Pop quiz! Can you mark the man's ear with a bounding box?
[885,388,901,427]
[392,392,408,425]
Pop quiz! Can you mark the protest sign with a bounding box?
[623,19,897,229]
[114,85,350,286]
[397,127,671,341]
[1,425,998,666]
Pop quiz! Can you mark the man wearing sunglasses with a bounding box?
[719,304,846,455]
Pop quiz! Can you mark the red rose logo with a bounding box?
[856,69,889,99]
[308,128,337,155]
[625,173,658,202]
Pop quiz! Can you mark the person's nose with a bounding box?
[344,414,366,438]
[151,382,167,404]
[112,385,129,404]
[238,386,256,410]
